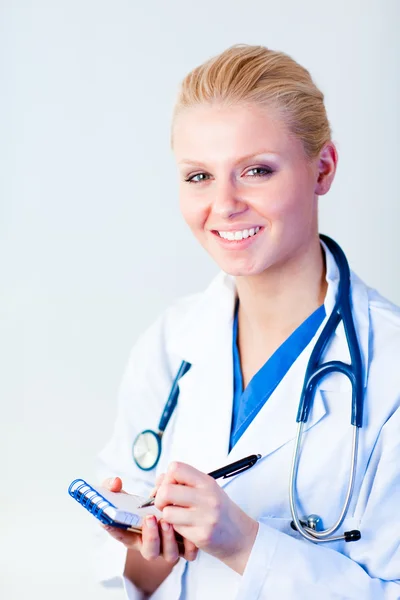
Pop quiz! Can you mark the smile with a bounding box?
[212,226,264,248]
[217,227,261,241]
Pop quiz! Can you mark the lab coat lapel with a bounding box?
[225,326,328,467]
[166,272,237,473]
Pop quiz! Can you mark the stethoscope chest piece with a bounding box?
[132,429,162,471]
[132,360,191,472]
[290,514,323,533]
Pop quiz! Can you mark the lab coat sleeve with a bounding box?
[235,406,400,600]
[91,309,179,598]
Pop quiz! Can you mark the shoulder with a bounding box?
[140,270,229,348]
[141,288,205,355]
[159,290,205,336]
[125,291,201,365]
[125,273,224,376]
[351,270,400,342]
[353,274,400,416]
[367,285,400,403]
[365,281,400,350]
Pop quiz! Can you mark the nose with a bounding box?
[211,178,247,220]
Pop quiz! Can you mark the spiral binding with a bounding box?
[68,478,120,527]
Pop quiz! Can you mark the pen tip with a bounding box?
[256,454,261,459]
[139,499,154,508]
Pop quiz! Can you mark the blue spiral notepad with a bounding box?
[68,479,161,533]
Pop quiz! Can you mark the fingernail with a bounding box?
[146,516,156,528]
[109,477,116,487]
[161,521,170,532]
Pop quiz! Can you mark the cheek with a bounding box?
[254,174,312,225]
[179,193,208,232]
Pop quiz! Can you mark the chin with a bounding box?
[217,258,267,278]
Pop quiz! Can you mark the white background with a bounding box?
[1,1,399,598]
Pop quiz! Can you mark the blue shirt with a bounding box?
[229,302,326,451]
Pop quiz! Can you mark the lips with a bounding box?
[212,226,264,248]
[217,226,261,241]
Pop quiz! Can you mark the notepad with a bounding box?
[68,478,161,533]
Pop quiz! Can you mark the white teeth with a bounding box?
[218,226,261,241]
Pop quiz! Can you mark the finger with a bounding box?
[102,477,125,493]
[162,505,193,527]
[155,473,166,487]
[164,462,207,488]
[155,482,197,510]
[141,516,161,560]
[183,538,198,562]
[159,520,179,564]
[103,525,141,549]
[148,473,166,498]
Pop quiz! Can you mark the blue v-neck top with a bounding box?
[229,301,326,451]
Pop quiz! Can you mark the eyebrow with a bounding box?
[178,150,280,168]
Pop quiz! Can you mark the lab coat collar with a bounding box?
[167,269,237,366]
[166,240,371,473]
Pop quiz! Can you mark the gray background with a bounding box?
[1,0,399,598]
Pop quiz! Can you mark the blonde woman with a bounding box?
[96,44,400,599]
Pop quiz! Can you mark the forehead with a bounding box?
[173,103,302,163]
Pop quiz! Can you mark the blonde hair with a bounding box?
[171,44,332,161]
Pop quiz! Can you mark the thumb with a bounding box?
[102,476,125,493]
[149,473,166,498]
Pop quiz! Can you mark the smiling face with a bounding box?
[173,103,331,278]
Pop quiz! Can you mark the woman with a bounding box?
[95,44,400,599]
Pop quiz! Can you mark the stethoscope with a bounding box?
[132,235,364,544]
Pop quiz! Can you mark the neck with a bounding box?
[235,237,327,340]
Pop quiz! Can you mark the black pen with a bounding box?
[138,453,262,508]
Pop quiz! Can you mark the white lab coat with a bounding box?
[94,242,400,599]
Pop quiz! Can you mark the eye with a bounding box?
[184,172,210,184]
[246,166,274,178]
[183,166,274,184]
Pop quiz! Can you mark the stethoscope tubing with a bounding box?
[289,422,360,542]
[297,235,363,428]
[290,235,363,543]
[158,360,191,432]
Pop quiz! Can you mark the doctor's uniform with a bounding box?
[94,242,400,599]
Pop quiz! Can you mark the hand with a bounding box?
[154,462,259,574]
[101,476,198,564]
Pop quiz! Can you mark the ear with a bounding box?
[314,142,338,196]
